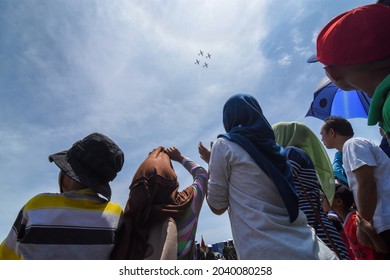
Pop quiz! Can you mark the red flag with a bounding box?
[201,235,207,252]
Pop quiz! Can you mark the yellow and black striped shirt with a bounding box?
[0,189,123,259]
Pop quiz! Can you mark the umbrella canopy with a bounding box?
[305,77,371,120]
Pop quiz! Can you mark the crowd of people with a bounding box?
[195,240,237,260]
[0,2,390,260]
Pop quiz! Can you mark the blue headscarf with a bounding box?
[218,93,299,222]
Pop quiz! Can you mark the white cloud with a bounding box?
[277,54,292,67]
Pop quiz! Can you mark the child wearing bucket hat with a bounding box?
[313,4,390,139]
[0,132,124,260]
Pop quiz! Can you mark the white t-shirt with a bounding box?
[207,137,336,260]
[343,137,390,233]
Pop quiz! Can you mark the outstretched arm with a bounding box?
[198,142,211,164]
[206,139,229,215]
[198,142,227,214]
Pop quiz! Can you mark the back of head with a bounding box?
[49,132,124,200]
[125,146,194,226]
[316,4,390,66]
[221,94,292,168]
[272,121,316,150]
[127,146,179,217]
[322,116,354,137]
[131,146,177,184]
[334,184,355,210]
[112,147,184,260]
[222,93,273,139]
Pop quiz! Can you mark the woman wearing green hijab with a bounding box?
[272,121,335,204]
[272,121,351,259]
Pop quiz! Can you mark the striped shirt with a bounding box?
[286,146,351,260]
[175,157,208,260]
[0,189,123,260]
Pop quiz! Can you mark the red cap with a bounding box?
[316,4,390,66]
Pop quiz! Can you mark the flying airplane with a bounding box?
[194,59,200,65]
[198,50,204,56]
[206,53,211,59]
[203,62,208,68]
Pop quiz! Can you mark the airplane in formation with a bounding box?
[195,50,211,68]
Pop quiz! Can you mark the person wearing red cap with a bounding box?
[313,4,390,140]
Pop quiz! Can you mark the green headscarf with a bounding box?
[272,121,335,204]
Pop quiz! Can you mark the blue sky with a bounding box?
[0,0,380,245]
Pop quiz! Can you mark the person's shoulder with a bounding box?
[28,192,62,201]
[23,192,63,210]
[214,136,229,145]
[285,146,307,158]
[106,200,124,214]
[285,146,312,165]
[215,136,243,151]
[213,137,233,152]
[345,137,375,148]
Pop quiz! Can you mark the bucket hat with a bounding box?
[49,132,124,200]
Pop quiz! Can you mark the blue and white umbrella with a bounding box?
[306,77,371,120]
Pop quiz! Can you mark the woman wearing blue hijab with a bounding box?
[205,93,337,259]
[220,94,299,223]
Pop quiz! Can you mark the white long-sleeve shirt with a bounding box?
[207,137,336,260]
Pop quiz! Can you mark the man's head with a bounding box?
[320,116,354,149]
[49,132,124,201]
